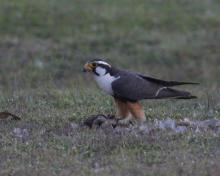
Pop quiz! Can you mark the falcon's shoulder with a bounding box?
[111,70,157,101]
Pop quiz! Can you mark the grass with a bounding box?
[0,0,220,175]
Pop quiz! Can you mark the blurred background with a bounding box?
[0,0,220,90]
[0,1,220,174]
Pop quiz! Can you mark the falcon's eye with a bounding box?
[92,63,97,67]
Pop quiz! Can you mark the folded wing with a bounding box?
[138,74,199,87]
[112,71,197,101]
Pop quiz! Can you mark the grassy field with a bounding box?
[0,0,220,175]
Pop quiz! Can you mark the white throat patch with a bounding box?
[93,70,120,95]
[95,66,107,76]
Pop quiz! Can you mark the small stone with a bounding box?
[200,119,220,129]
[157,118,176,130]
[70,122,79,129]
[195,126,201,133]
[174,126,187,133]
[11,128,29,138]
[100,119,116,129]
[216,127,220,134]
[177,118,192,126]
[138,123,149,134]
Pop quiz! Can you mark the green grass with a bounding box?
[0,0,220,175]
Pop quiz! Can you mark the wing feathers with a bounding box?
[139,74,199,87]
[111,69,198,101]
[155,87,197,99]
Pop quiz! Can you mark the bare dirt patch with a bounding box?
[82,114,220,135]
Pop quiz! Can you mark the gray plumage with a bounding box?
[111,69,197,101]
[83,59,198,123]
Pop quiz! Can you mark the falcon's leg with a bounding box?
[114,98,133,125]
[114,98,129,119]
[127,101,146,122]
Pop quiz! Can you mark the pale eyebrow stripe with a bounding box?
[97,61,111,67]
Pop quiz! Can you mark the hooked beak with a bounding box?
[83,63,94,72]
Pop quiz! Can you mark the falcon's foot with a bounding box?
[116,115,133,126]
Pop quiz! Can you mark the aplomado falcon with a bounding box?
[83,59,198,123]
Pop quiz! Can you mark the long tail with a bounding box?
[139,75,199,87]
[154,87,197,99]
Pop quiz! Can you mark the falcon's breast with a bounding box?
[94,73,120,95]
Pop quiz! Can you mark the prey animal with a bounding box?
[83,59,197,124]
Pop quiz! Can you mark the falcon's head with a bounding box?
[83,59,112,76]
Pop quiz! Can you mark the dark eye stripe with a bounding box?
[92,63,97,67]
